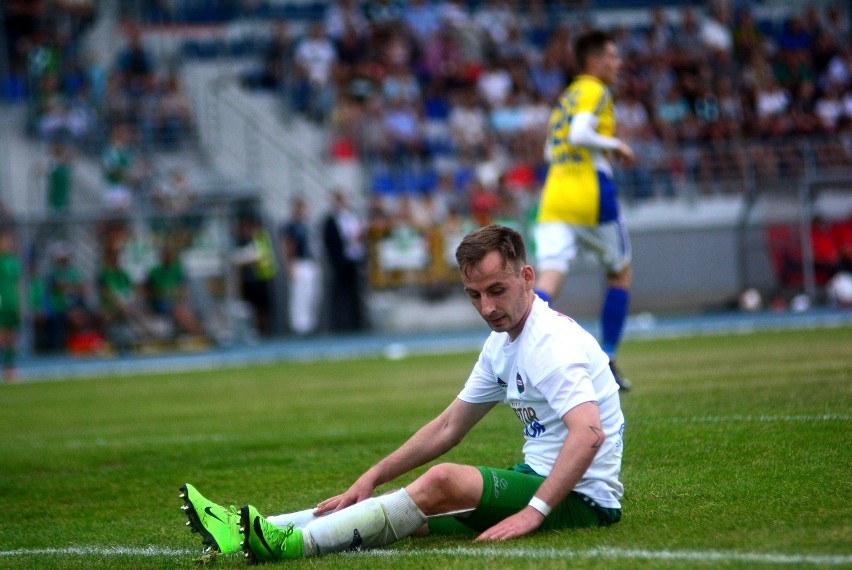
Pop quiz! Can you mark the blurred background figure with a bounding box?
[280,196,321,336]
[232,212,278,337]
[43,241,97,353]
[0,229,22,381]
[322,191,367,332]
[145,243,205,339]
[45,143,73,217]
[97,244,152,354]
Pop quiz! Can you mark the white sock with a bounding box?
[301,489,427,557]
[266,508,319,529]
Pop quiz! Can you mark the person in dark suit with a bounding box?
[322,191,367,331]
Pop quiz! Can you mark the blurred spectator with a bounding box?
[280,196,321,336]
[814,83,845,132]
[324,0,370,42]
[669,8,705,70]
[293,22,338,122]
[0,229,22,381]
[401,0,442,44]
[530,46,567,104]
[322,190,367,332]
[244,21,295,91]
[151,71,194,148]
[732,9,769,62]
[97,244,151,353]
[101,124,141,212]
[43,241,96,353]
[822,6,850,47]
[655,84,691,135]
[45,143,74,215]
[151,168,199,247]
[381,96,427,165]
[754,76,791,133]
[477,55,513,109]
[777,15,814,56]
[382,61,421,105]
[232,212,278,337]
[145,243,205,338]
[700,3,733,57]
[114,23,155,98]
[448,88,489,159]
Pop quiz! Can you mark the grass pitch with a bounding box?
[0,326,850,569]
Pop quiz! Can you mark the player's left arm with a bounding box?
[475,400,602,541]
[569,113,634,166]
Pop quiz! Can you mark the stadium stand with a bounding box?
[0,0,850,356]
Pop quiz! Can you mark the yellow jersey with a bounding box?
[537,74,619,226]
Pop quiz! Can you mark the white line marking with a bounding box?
[2,545,850,565]
[0,546,194,557]
[369,546,852,566]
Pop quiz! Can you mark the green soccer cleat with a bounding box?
[240,504,304,564]
[179,483,242,554]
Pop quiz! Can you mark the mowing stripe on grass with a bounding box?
[2,545,851,565]
[4,415,849,452]
[664,414,851,424]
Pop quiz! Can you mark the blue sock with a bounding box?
[534,288,552,305]
[601,287,629,357]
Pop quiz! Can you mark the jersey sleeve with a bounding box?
[533,362,598,420]
[457,343,506,404]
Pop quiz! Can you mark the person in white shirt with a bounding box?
[181,224,625,562]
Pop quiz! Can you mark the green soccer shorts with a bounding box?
[427,464,621,535]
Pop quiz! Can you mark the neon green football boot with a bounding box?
[240,504,304,564]
[179,483,242,554]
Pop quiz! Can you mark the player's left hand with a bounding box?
[475,506,545,541]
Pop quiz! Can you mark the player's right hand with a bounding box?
[616,141,635,166]
[314,477,375,515]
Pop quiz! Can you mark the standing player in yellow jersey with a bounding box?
[534,30,635,391]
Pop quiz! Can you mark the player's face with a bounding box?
[461,250,535,340]
[595,42,622,85]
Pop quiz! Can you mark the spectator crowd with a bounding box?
[0,1,850,364]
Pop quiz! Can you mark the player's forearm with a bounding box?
[362,416,460,488]
[534,438,598,508]
[531,407,603,508]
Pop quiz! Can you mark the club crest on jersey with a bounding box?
[516,372,525,394]
[497,376,507,388]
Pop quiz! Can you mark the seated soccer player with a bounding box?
[180,225,625,562]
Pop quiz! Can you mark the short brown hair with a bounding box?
[574,30,614,71]
[455,225,527,276]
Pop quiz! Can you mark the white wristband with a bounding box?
[528,496,552,517]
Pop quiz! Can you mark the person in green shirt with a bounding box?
[97,245,148,353]
[0,229,22,380]
[47,143,72,215]
[145,244,204,337]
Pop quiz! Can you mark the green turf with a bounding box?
[0,326,850,569]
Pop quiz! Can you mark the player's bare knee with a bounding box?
[410,463,473,512]
[607,265,632,288]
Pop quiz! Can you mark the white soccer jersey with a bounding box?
[458,297,625,508]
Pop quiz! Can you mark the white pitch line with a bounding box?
[2,545,851,566]
[368,546,852,566]
[0,546,195,557]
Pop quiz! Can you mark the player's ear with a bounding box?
[522,264,535,289]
